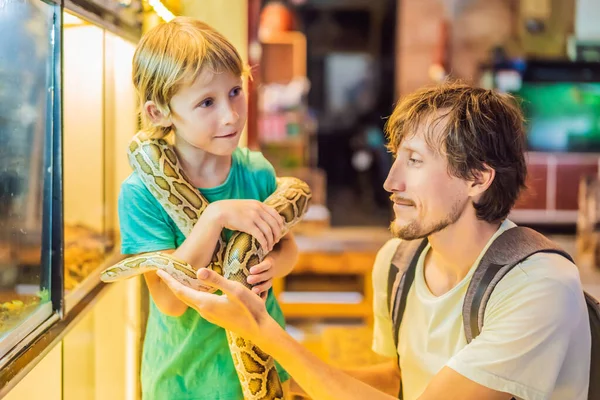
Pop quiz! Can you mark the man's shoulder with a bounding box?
[486,250,584,314]
[372,238,403,292]
[376,238,403,265]
[488,223,582,296]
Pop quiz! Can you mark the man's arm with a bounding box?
[344,360,401,396]
[258,318,399,400]
[158,268,515,400]
[290,360,400,398]
[418,367,512,400]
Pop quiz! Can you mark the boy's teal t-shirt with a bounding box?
[118,147,290,400]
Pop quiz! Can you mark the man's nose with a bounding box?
[384,157,405,193]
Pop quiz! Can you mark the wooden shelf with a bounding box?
[280,302,372,319]
[260,31,306,84]
[275,227,390,323]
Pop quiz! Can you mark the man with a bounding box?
[158,83,591,400]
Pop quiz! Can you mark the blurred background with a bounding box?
[1,0,600,399]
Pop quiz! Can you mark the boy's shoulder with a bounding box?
[233,147,276,181]
[233,147,275,176]
[119,171,158,204]
[121,171,149,193]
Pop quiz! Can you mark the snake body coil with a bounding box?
[101,132,312,399]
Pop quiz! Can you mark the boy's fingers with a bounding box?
[261,211,282,244]
[247,271,272,285]
[249,259,271,275]
[262,204,284,229]
[248,224,269,253]
[252,281,272,294]
[254,218,274,250]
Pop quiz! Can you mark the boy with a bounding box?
[119,17,296,399]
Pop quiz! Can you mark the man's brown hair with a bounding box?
[385,82,527,223]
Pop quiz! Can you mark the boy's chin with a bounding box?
[210,140,242,155]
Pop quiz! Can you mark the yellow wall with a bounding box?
[63,23,105,233]
[105,31,138,233]
[4,344,63,400]
[4,280,141,400]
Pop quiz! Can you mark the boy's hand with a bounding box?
[205,200,284,253]
[247,255,276,299]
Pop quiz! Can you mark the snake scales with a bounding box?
[100,131,312,399]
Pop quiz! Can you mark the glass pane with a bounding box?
[0,0,56,349]
[63,11,114,297]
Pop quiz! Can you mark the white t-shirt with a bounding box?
[372,220,591,400]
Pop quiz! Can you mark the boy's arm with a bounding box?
[149,210,223,317]
[136,210,223,317]
[143,256,188,316]
[119,179,225,317]
[154,200,286,314]
[269,232,298,278]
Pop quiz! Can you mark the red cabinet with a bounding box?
[511,153,599,225]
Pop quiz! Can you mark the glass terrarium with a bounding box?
[0,0,60,357]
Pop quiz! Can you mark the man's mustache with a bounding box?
[390,195,415,206]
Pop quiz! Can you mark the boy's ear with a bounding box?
[144,101,172,128]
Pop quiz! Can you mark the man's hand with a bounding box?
[247,255,275,298]
[157,268,273,342]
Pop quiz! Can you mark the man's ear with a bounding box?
[144,101,172,128]
[468,164,495,198]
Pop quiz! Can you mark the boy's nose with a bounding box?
[222,105,239,125]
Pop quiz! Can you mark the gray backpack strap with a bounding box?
[387,238,428,400]
[463,226,574,343]
[387,239,429,350]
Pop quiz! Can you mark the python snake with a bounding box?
[100,131,312,400]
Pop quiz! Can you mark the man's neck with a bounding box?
[424,216,502,295]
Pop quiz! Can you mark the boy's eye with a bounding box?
[230,86,242,97]
[198,98,213,108]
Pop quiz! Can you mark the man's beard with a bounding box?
[390,198,468,241]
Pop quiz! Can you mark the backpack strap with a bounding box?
[387,239,429,350]
[386,238,428,399]
[463,226,574,343]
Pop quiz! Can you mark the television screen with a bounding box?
[514,82,600,152]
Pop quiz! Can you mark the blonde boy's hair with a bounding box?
[132,17,249,138]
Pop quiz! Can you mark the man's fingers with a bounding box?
[196,268,242,296]
[198,269,255,304]
[157,270,197,301]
